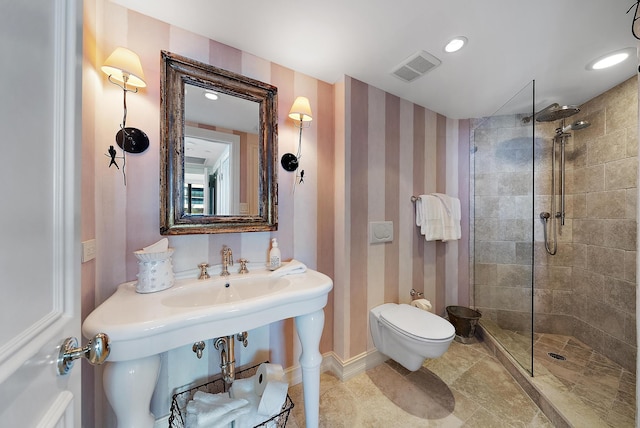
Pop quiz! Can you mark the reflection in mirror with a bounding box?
[184,83,261,215]
[160,51,278,234]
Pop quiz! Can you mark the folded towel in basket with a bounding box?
[185,392,249,428]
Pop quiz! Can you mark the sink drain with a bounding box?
[548,352,566,361]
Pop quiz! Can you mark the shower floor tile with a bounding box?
[480,321,636,427]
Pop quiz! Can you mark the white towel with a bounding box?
[232,392,263,428]
[141,238,169,253]
[433,193,461,241]
[185,403,250,428]
[185,393,249,428]
[416,195,446,241]
[269,259,307,277]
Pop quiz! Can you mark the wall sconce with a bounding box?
[101,47,149,184]
[281,96,313,172]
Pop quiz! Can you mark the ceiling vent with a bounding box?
[391,50,441,83]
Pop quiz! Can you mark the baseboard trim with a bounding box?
[321,349,388,381]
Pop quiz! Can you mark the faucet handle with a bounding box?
[238,258,249,274]
[198,263,210,280]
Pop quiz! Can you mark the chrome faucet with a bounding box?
[221,245,233,276]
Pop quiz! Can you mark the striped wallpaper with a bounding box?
[85,1,470,423]
[336,77,470,360]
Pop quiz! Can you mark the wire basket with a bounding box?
[168,362,294,428]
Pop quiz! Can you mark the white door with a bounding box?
[0,0,83,427]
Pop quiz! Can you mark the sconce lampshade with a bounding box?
[101,47,147,88]
[288,96,313,122]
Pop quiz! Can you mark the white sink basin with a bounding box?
[83,266,333,362]
[161,275,290,308]
[82,264,332,428]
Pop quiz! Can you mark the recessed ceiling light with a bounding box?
[444,36,467,53]
[204,90,219,100]
[587,48,635,70]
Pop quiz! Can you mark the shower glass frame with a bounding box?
[472,80,535,376]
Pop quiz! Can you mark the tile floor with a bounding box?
[481,323,636,428]
[287,339,552,427]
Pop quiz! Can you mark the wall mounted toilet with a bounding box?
[370,303,455,371]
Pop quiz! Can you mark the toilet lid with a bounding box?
[379,304,455,341]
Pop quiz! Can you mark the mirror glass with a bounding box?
[161,51,278,234]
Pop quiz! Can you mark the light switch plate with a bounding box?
[369,221,393,244]
[82,239,96,263]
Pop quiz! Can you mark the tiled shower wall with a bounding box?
[472,109,536,333]
[560,76,637,371]
[473,76,637,372]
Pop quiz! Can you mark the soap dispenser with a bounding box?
[269,238,281,270]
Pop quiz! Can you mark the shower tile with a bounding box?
[498,219,531,242]
[607,404,636,428]
[623,314,637,346]
[586,246,625,279]
[533,289,552,313]
[607,89,638,131]
[535,314,575,337]
[604,277,636,316]
[572,219,605,245]
[600,333,636,373]
[474,218,499,241]
[588,128,627,166]
[579,164,605,193]
[626,124,638,157]
[603,219,637,251]
[496,264,532,287]
[580,108,606,141]
[625,188,637,219]
[571,268,604,295]
[572,194,586,218]
[515,242,533,265]
[473,173,499,196]
[497,171,532,195]
[551,290,573,315]
[571,243,587,269]
[588,302,625,341]
[474,263,497,285]
[493,242,516,264]
[534,265,572,290]
[585,189,627,219]
[474,195,501,218]
[605,157,638,190]
[474,242,498,263]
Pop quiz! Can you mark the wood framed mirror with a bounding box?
[160,51,278,234]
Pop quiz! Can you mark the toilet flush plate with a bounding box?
[370,221,393,244]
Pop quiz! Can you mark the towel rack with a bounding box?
[411,195,421,202]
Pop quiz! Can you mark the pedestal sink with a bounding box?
[83,266,333,428]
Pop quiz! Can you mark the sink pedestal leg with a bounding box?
[295,309,325,428]
[103,355,161,428]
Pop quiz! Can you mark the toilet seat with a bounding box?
[379,304,454,342]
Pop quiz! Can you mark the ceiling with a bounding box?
[114,0,638,119]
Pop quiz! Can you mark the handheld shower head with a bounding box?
[560,120,591,133]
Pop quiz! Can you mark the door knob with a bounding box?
[57,333,110,375]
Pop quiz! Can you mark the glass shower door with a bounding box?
[471,81,535,375]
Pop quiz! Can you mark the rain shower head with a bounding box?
[536,105,581,122]
[561,119,591,133]
[521,103,559,124]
